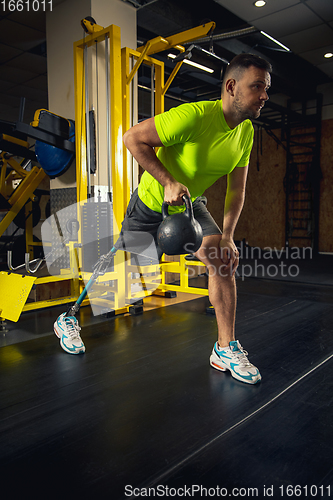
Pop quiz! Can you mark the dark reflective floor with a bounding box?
[1,262,333,499]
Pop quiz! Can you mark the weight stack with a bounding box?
[81,201,113,272]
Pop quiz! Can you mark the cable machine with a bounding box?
[0,20,216,327]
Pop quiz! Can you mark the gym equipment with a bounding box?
[0,98,75,162]
[34,118,75,178]
[0,271,36,323]
[63,230,159,318]
[38,199,159,318]
[157,195,203,255]
[13,200,41,229]
[0,102,77,269]
[0,152,46,242]
[81,16,104,35]
[66,245,117,317]
[172,43,228,73]
[0,22,217,324]
[9,235,44,270]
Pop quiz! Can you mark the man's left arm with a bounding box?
[220,165,249,275]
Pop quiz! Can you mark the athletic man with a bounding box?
[55,53,271,386]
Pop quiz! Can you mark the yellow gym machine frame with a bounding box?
[0,150,46,258]
[0,20,215,326]
[124,26,214,298]
[70,21,215,316]
[74,21,214,313]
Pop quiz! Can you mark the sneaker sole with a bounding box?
[59,338,85,354]
[210,359,227,372]
[210,357,261,385]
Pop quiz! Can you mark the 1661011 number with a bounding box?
[279,485,331,496]
[1,0,52,11]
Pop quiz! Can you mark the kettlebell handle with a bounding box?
[161,194,194,220]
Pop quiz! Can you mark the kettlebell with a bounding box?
[157,195,203,255]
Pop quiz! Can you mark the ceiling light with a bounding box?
[260,31,290,52]
[254,1,266,7]
[324,52,333,58]
[168,54,214,73]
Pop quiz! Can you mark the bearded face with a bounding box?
[231,66,271,122]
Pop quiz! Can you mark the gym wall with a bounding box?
[205,118,333,253]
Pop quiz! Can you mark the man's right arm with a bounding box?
[123,117,190,205]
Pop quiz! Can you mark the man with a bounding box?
[120,53,271,384]
[55,53,271,386]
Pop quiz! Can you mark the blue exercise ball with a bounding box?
[35,119,75,178]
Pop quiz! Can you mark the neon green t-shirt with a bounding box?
[138,99,254,213]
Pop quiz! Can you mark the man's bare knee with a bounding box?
[195,235,222,265]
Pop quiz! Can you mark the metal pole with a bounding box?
[151,64,155,117]
[84,44,91,198]
[105,34,112,200]
[131,55,135,193]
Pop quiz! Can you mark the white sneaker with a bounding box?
[210,340,261,384]
[54,313,85,354]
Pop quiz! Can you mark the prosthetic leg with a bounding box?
[53,246,117,354]
[53,230,159,354]
[66,245,117,317]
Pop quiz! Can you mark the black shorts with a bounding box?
[116,188,222,260]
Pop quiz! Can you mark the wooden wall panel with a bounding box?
[319,119,333,253]
[205,119,333,252]
[205,127,286,250]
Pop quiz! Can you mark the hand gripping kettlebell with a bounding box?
[157,195,203,255]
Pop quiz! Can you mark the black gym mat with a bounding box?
[237,253,333,286]
[0,278,333,499]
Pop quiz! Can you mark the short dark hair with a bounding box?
[222,53,272,88]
